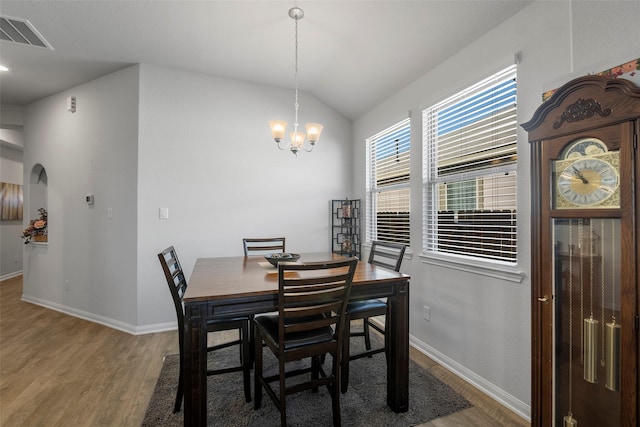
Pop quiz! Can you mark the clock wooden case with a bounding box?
[522,76,640,427]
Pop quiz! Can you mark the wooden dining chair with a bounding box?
[253,257,358,427]
[341,240,406,393]
[157,246,251,412]
[242,237,286,256]
[242,237,286,361]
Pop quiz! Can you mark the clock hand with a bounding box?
[572,166,589,184]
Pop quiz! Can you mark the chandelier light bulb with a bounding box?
[305,123,323,144]
[269,120,287,142]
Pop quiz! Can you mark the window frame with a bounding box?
[365,118,411,247]
[422,65,519,266]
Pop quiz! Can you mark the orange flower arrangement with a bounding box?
[22,208,48,244]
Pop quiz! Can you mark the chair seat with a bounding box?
[346,299,386,315]
[255,314,334,350]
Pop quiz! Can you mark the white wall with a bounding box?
[22,65,140,330]
[352,0,640,421]
[19,62,352,333]
[136,64,352,328]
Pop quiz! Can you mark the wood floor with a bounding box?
[1,275,529,426]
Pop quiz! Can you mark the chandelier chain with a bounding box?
[293,15,299,134]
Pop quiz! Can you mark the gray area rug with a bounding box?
[142,328,471,426]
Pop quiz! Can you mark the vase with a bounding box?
[33,235,48,242]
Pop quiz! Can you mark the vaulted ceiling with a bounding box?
[0,1,532,120]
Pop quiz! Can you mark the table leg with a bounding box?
[386,281,409,412]
[184,302,208,426]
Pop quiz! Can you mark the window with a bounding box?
[423,65,517,263]
[366,118,410,245]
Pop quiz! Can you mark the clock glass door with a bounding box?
[553,218,621,427]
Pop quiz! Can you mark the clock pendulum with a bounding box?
[584,220,598,384]
[605,220,621,392]
[564,220,578,427]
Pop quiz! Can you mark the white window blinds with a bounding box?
[366,118,411,245]
[423,65,517,263]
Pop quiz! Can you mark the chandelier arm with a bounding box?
[275,141,290,151]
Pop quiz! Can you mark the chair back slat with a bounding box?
[158,246,187,345]
[285,288,347,305]
[243,237,286,256]
[277,258,358,347]
[284,315,337,334]
[368,241,407,272]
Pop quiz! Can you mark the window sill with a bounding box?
[419,252,525,283]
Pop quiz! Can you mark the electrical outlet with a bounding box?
[423,305,430,321]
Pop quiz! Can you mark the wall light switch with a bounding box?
[107,208,113,219]
[159,208,169,219]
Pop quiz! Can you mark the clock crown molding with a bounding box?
[521,75,640,138]
[552,98,611,129]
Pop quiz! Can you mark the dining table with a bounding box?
[183,252,410,426]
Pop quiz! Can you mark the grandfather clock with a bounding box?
[522,76,640,427]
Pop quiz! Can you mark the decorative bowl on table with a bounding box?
[264,253,301,267]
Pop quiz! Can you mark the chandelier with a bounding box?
[269,7,323,155]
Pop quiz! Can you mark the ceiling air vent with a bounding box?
[0,16,53,50]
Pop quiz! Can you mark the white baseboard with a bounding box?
[1,270,23,282]
[21,294,177,335]
[409,334,531,422]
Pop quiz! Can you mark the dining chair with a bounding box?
[242,237,286,362]
[242,237,286,256]
[157,246,251,412]
[253,257,358,427]
[341,240,406,393]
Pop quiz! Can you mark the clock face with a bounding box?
[556,157,619,206]
[552,137,620,209]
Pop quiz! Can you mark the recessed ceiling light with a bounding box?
[0,65,9,72]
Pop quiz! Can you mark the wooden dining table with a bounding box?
[183,252,410,426]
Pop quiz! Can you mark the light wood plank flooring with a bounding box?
[1,275,529,426]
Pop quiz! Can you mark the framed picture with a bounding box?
[0,182,23,220]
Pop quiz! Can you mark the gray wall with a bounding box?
[352,0,640,420]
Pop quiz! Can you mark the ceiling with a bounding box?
[0,1,532,121]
